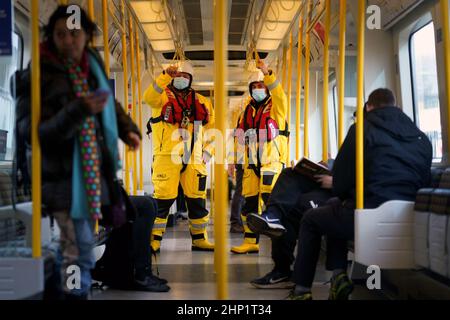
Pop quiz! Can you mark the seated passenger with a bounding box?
[247,163,334,289]
[15,6,141,299]
[250,88,433,300]
[116,195,171,292]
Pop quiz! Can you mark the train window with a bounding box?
[409,22,442,161]
[0,31,23,162]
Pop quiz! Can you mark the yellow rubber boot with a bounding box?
[231,215,259,254]
[190,216,215,252]
[151,217,168,253]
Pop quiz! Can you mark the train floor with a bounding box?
[91,212,387,300]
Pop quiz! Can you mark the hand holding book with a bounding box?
[293,158,331,180]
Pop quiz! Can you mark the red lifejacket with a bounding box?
[159,86,209,126]
[237,98,286,143]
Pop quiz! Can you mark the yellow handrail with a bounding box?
[286,31,294,166]
[88,0,95,21]
[210,89,215,219]
[135,27,144,193]
[102,0,110,78]
[295,11,304,161]
[356,0,365,210]
[441,0,450,154]
[281,46,287,90]
[87,0,95,46]
[338,0,347,148]
[321,0,331,162]
[129,17,137,196]
[31,0,42,259]
[120,0,130,193]
[58,0,68,5]
[303,0,313,159]
[213,0,229,300]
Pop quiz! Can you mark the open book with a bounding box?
[293,158,331,180]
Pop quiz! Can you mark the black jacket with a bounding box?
[332,106,432,209]
[15,47,141,212]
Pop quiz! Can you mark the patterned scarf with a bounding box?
[63,54,102,221]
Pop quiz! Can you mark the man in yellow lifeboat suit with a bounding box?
[231,60,288,254]
[143,62,215,252]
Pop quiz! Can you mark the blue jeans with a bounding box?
[53,212,95,297]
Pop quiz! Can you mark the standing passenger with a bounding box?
[15,6,142,299]
[143,62,215,253]
[231,60,288,254]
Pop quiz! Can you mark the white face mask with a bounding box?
[173,77,190,90]
[252,88,268,103]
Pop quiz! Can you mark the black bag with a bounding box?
[92,195,158,290]
[91,221,135,289]
[101,183,136,229]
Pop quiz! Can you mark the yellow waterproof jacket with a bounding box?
[143,73,215,163]
[237,71,288,168]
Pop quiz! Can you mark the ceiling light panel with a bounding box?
[130,1,166,23]
[266,0,302,22]
[131,0,175,52]
[142,23,172,40]
[256,39,281,51]
[259,21,290,40]
[150,40,175,52]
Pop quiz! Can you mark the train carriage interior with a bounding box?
[1,0,450,301]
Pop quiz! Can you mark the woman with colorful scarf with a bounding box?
[15,6,141,299]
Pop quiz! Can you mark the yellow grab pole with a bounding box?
[213,0,228,300]
[88,0,95,21]
[286,31,294,166]
[338,0,347,148]
[210,89,215,219]
[322,0,331,162]
[58,0,68,5]
[356,0,365,210]
[120,0,130,193]
[129,17,137,196]
[31,0,42,259]
[102,0,110,78]
[281,46,288,90]
[135,27,144,192]
[88,0,95,46]
[303,0,313,158]
[295,13,304,161]
[441,0,450,150]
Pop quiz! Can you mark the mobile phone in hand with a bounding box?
[94,88,110,97]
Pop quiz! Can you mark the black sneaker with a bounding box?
[250,269,295,289]
[247,213,286,239]
[133,277,171,292]
[149,273,168,285]
[328,273,354,300]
